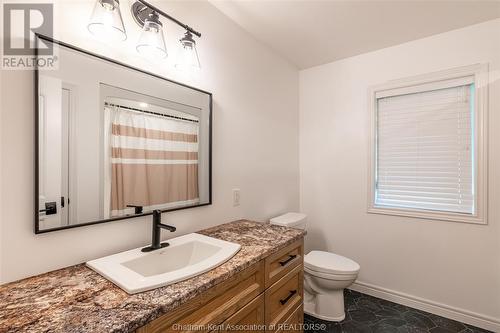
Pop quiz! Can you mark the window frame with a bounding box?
[367,64,488,224]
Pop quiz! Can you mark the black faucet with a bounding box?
[141,210,176,252]
[126,204,143,214]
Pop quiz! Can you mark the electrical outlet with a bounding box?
[232,188,241,207]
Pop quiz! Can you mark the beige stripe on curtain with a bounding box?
[111,164,199,211]
[108,106,200,216]
[111,148,198,160]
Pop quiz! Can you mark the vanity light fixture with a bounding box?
[87,0,127,42]
[87,0,202,67]
[175,31,201,70]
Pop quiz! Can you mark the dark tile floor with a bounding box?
[304,289,492,333]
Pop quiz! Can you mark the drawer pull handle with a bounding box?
[279,254,297,266]
[280,290,297,305]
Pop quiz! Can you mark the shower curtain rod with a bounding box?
[105,102,199,123]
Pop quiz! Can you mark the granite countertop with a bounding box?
[0,220,305,333]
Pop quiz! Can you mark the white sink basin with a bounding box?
[86,233,241,294]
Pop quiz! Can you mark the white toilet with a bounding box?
[270,212,360,322]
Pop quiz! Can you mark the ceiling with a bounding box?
[209,0,500,69]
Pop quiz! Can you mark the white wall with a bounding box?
[300,19,500,327]
[0,0,299,283]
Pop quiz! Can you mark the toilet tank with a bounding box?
[270,212,307,230]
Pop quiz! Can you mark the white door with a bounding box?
[60,87,71,225]
[38,77,71,228]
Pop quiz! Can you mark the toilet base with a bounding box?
[303,289,346,322]
[304,301,346,321]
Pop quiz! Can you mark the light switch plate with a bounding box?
[232,188,241,207]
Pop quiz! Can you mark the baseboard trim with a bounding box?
[350,281,500,332]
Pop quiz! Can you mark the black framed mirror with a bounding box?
[34,35,212,234]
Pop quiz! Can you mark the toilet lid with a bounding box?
[304,251,360,275]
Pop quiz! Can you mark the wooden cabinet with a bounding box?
[136,261,264,333]
[264,240,303,288]
[276,306,304,333]
[220,294,265,332]
[136,239,304,333]
[264,265,303,332]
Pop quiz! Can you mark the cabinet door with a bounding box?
[220,294,265,332]
[265,240,303,288]
[276,305,303,333]
[264,265,303,332]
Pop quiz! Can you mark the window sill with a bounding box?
[367,205,487,225]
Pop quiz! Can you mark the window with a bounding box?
[368,65,488,224]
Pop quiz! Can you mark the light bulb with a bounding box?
[175,31,200,70]
[136,12,167,60]
[87,0,127,42]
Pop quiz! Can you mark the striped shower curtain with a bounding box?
[105,106,199,217]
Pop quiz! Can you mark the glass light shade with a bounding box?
[175,31,200,70]
[136,17,167,60]
[87,0,126,42]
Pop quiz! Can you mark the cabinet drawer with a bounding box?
[264,265,303,332]
[220,294,265,332]
[276,305,303,333]
[137,261,265,333]
[265,239,303,288]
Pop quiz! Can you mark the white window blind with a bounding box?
[375,83,474,214]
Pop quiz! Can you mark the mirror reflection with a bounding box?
[36,37,211,232]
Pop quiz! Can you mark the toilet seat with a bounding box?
[305,251,360,275]
[304,266,357,281]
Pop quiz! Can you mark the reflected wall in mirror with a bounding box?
[35,35,212,233]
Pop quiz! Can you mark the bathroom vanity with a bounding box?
[136,233,304,333]
[0,221,305,333]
